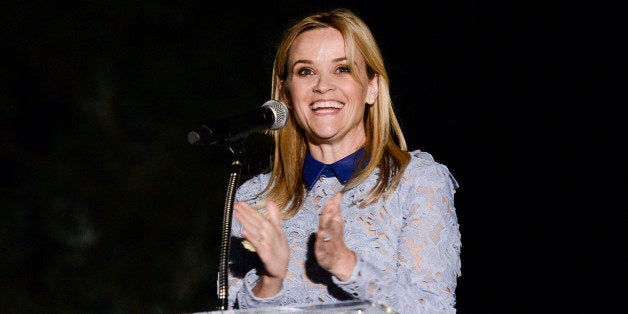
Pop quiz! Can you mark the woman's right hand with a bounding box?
[234,200,289,297]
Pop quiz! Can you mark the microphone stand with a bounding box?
[216,141,244,310]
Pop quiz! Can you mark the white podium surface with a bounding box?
[191,300,397,313]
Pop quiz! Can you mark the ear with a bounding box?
[366,74,379,105]
[279,80,286,93]
[279,80,292,107]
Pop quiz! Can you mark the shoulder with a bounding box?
[402,149,459,191]
[235,172,272,202]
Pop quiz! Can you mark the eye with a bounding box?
[297,67,314,76]
[336,65,351,73]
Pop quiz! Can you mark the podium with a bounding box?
[191,300,397,313]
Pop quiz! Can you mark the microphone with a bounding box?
[187,100,288,145]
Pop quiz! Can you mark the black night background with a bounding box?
[1,1,624,313]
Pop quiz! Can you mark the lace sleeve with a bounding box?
[334,153,462,313]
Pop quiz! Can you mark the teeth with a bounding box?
[312,101,343,110]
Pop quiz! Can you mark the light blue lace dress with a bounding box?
[227,150,461,313]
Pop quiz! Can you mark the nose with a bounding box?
[313,73,334,93]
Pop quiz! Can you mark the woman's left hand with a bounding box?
[315,192,356,281]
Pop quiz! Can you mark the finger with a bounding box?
[235,201,261,217]
[317,230,332,244]
[265,200,282,226]
[234,203,269,247]
[241,228,262,246]
[235,202,267,227]
[317,196,338,238]
[319,192,343,228]
[233,202,256,229]
[322,192,343,216]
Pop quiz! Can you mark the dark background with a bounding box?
[1,0,625,313]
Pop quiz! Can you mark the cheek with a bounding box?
[287,81,310,100]
[286,83,310,113]
[291,105,309,128]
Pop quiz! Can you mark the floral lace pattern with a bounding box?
[227,150,461,313]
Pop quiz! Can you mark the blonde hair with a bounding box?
[263,8,410,218]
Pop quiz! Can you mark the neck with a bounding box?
[307,138,365,164]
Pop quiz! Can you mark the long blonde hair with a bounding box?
[263,8,410,218]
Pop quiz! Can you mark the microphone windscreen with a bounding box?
[262,100,289,130]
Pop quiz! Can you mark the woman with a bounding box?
[228,8,461,313]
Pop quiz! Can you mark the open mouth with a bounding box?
[312,101,344,112]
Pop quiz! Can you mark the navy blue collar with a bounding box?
[303,147,366,189]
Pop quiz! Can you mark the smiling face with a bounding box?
[284,27,378,161]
